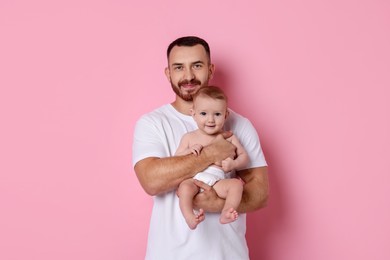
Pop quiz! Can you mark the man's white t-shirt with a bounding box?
[132,104,267,260]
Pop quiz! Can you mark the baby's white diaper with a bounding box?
[193,166,225,186]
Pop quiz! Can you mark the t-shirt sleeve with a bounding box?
[132,115,168,167]
[232,116,267,169]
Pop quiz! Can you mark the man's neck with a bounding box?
[171,97,193,115]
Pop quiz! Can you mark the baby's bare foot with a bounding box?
[220,208,238,224]
[186,209,205,230]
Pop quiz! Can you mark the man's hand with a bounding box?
[193,180,224,213]
[206,132,236,165]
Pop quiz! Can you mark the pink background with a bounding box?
[1,0,389,259]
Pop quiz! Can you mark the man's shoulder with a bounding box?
[147,104,171,115]
[137,104,171,122]
[226,109,251,126]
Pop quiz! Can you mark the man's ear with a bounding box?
[164,67,171,82]
[208,64,215,80]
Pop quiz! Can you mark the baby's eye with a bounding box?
[215,113,222,116]
[200,112,207,116]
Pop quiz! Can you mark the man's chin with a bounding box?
[181,95,193,102]
[180,89,198,101]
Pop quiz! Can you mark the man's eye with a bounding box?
[174,66,183,70]
[193,64,202,69]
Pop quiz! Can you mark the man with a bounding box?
[132,36,269,260]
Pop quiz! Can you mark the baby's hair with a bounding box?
[192,86,228,103]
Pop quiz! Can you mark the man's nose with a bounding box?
[184,68,195,81]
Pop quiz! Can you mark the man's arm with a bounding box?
[193,166,269,213]
[236,166,269,212]
[134,134,236,196]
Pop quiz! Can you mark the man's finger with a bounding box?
[193,179,211,191]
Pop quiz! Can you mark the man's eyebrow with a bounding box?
[171,60,205,67]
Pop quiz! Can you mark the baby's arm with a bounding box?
[175,134,192,156]
[175,134,203,156]
[221,135,249,172]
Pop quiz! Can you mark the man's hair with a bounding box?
[192,86,228,104]
[167,36,211,61]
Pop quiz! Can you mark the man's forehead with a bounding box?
[168,45,208,63]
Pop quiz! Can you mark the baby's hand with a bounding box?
[191,144,203,156]
[221,157,235,172]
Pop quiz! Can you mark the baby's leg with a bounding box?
[213,178,243,224]
[177,179,205,229]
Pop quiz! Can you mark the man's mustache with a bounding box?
[179,79,201,86]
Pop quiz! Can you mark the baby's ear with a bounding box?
[225,109,230,118]
[190,108,195,116]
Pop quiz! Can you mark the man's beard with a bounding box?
[171,79,202,101]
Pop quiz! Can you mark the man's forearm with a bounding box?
[134,134,237,196]
[237,166,269,213]
[134,153,214,196]
[193,167,269,214]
